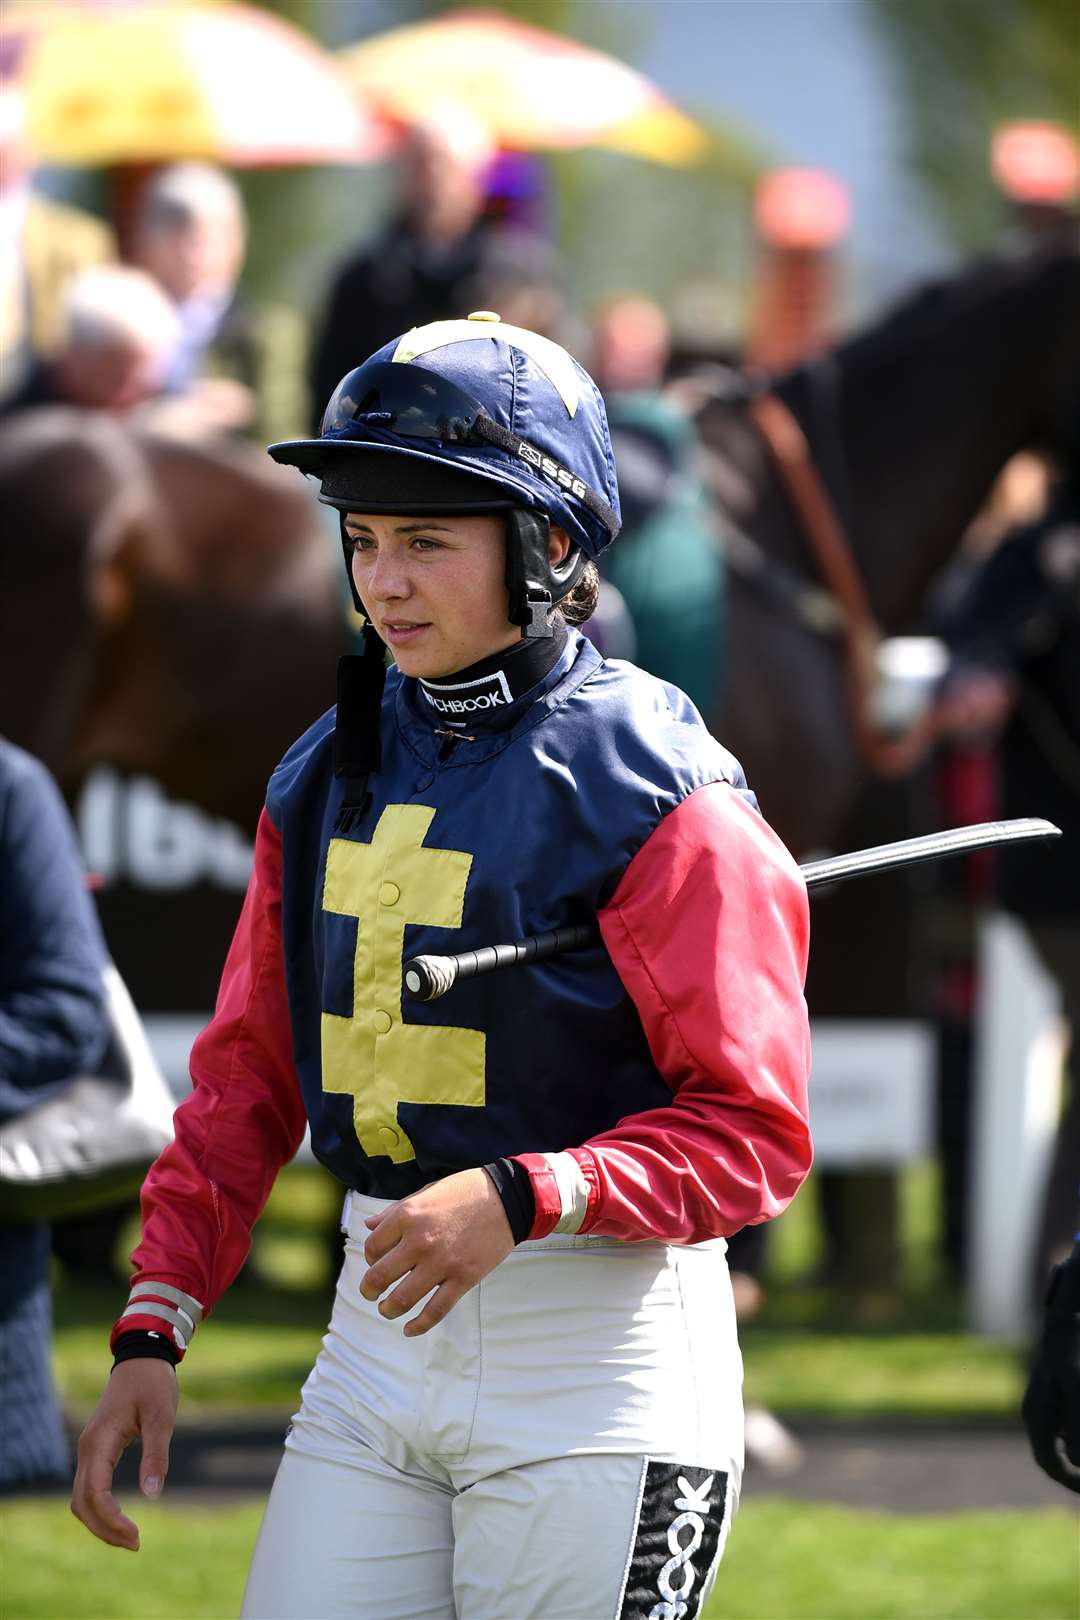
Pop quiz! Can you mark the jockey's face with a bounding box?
[343,512,569,678]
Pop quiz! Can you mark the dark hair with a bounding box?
[555,560,599,625]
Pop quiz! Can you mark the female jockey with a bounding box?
[72,313,812,1620]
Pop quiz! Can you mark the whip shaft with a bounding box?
[403,817,1060,1002]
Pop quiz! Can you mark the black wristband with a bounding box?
[112,1331,181,1370]
[483,1157,536,1245]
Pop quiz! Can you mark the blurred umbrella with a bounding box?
[6,1,389,167]
[338,8,709,167]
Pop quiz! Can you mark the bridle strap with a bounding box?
[749,391,932,776]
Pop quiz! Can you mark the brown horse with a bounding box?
[695,242,1080,854]
[0,409,342,833]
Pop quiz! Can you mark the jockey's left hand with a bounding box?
[359,1167,515,1337]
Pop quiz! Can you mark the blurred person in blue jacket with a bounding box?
[0,739,110,1488]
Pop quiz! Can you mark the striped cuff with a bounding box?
[543,1151,591,1234]
[114,1281,205,1354]
[514,1150,594,1238]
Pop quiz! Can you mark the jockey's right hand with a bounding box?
[71,1358,179,1550]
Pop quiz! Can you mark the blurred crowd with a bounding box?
[1,63,1078,1490]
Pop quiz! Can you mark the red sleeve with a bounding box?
[110,807,307,1358]
[516,783,812,1244]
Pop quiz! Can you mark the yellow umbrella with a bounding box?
[8,1,390,166]
[338,8,709,167]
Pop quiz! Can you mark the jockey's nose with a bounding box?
[363,544,412,603]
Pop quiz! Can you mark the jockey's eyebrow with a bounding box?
[343,520,457,536]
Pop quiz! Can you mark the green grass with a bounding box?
[2,1497,1074,1620]
[0,1498,259,1619]
[708,1501,1080,1620]
[738,1162,1026,1420]
[742,1328,1022,1419]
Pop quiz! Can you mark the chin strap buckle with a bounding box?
[522,588,554,638]
[506,509,557,638]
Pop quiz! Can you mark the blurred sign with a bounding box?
[807,1021,933,1166]
[79,767,253,892]
[971,912,1064,1337]
[75,768,252,1015]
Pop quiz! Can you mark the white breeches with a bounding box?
[241,1192,745,1620]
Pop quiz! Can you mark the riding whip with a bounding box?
[403,817,1060,1003]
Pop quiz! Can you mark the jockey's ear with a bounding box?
[549,525,571,568]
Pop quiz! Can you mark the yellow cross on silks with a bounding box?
[321,804,485,1163]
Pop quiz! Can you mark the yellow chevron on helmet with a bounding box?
[392,315,582,417]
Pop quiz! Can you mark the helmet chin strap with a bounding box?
[504,510,587,638]
[333,620,386,835]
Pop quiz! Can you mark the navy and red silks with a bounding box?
[116,634,811,1353]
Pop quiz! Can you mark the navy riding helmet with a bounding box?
[268,312,622,637]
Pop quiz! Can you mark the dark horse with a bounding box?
[0,244,1076,859]
[694,242,1080,855]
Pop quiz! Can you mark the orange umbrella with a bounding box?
[7,0,389,167]
[338,8,709,167]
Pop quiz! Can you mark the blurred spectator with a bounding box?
[600,390,723,716]
[128,162,307,443]
[927,458,1053,1288]
[0,738,110,1489]
[0,89,114,403]
[591,294,671,395]
[1,264,178,416]
[129,163,246,393]
[936,469,1080,1295]
[992,120,1079,254]
[309,104,561,425]
[927,127,1074,1282]
[745,168,850,375]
